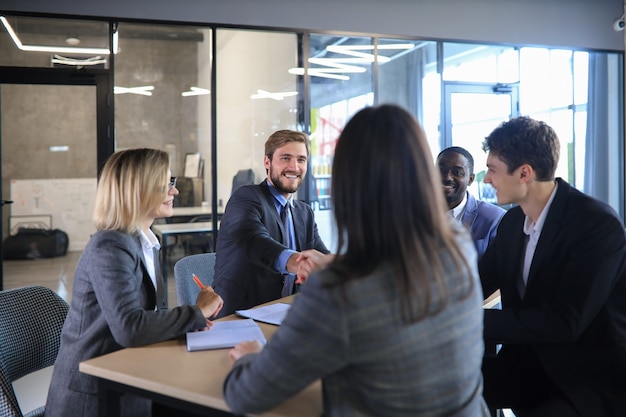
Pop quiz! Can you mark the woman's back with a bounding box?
[224,230,488,417]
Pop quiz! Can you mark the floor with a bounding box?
[4,249,184,308]
[2,249,184,414]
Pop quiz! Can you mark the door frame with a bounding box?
[441,81,520,149]
[0,66,113,289]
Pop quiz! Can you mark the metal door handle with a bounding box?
[0,200,13,206]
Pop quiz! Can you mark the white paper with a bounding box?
[186,319,266,351]
[235,303,291,326]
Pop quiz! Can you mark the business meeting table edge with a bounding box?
[79,295,323,417]
[80,291,502,417]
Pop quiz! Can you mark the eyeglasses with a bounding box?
[168,177,177,191]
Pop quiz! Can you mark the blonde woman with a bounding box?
[46,148,223,417]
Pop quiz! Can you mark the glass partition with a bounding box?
[215,28,298,210]
[114,22,213,211]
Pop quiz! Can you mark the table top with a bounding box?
[151,221,214,235]
[80,291,501,417]
[79,296,322,417]
[172,206,213,217]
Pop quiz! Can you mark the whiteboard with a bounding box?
[10,178,97,251]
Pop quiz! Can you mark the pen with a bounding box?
[192,274,205,289]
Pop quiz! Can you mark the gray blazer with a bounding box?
[224,227,489,417]
[214,180,329,317]
[45,230,207,417]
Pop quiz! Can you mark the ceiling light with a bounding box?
[288,68,350,81]
[181,87,210,97]
[288,43,416,80]
[114,86,155,96]
[1,16,113,55]
[49,146,69,152]
[250,89,298,100]
[51,55,107,66]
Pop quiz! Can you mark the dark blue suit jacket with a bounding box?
[460,192,505,258]
[479,178,626,416]
[214,180,328,317]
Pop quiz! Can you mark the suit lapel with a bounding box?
[134,236,159,309]
[153,247,166,309]
[460,193,478,230]
[525,180,567,291]
[291,202,305,251]
[260,180,295,248]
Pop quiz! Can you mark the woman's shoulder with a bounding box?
[85,229,138,251]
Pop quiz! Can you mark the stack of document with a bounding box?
[235,302,291,325]
[186,319,266,351]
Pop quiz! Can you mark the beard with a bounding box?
[269,169,303,194]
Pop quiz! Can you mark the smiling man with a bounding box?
[437,146,504,258]
[213,130,330,317]
[479,116,626,417]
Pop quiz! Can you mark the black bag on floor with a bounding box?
[2,228,69,260]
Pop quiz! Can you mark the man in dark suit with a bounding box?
[214,130,330,317]
[437,146,505,258]
[479,116,626,417]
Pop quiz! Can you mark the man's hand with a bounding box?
[286,250,334,284]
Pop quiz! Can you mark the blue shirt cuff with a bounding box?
[276,249,297,273]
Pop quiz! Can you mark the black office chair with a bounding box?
[231,169,255,195]
[0,286,69,417]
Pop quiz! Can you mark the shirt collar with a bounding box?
[139,228,161,251]
[450,191,468,221]
[267,179,293,209]
[523,182,558,236]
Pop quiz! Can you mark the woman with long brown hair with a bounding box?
[224,104,488,416]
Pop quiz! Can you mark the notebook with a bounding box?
[235,302,291,325]
[186,319,266,351]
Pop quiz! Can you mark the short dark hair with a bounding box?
[482,116,559,181]
[437,146,474,174]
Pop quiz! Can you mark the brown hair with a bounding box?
[482,116,560,181]
[264,130,310,161]
[330,104,472,322]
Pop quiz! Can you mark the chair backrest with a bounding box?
[231,169,255,195]
[174,252,216,306]
[0,286,69,417]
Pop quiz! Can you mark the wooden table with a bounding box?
[79,296,322,417]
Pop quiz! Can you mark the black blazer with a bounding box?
[214,180,329,317]
[479,178,626,416]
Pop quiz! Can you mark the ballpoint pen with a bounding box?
[192,273,205,289]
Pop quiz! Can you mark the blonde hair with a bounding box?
[93,148,170,233]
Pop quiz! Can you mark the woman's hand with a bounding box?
[229,340,263,363]
[293,250,334,284]
[195,286,224,318]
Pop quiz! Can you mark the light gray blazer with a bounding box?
[45,230,207,417]
[224,227,490,417]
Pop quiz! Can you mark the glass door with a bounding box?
[0,68,111,293]
[443,82,519,203]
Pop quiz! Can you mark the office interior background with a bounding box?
[0,0,624,414]
[0,0,624,278]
